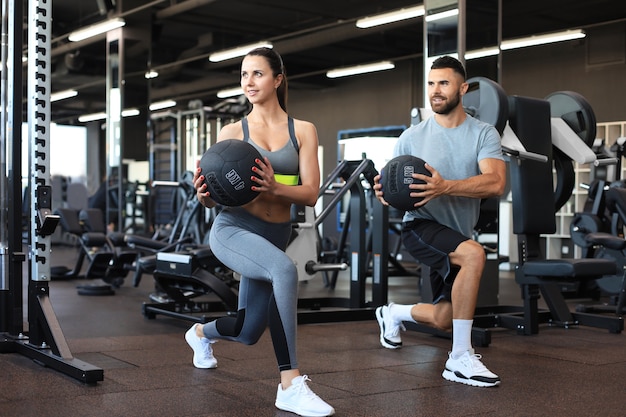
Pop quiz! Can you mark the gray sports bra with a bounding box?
[242,116,300,185]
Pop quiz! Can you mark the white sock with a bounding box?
[451,319,473,358]
[389,303,417,323]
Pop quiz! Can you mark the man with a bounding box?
[373,56,506,387]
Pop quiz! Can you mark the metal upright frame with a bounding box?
[0,0,102,384]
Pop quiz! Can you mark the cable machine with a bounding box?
[0,0,102,384]
[148,102,246,230]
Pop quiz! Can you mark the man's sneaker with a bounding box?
[185,324,217,369]
[375,303,404,349]
[275,375,335,417]
[442,350,500,387]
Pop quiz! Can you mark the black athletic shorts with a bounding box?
[401,219,469,304]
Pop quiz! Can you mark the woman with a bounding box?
[185,47,335,417]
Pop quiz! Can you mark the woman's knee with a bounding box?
[274,259,299,283]
[239,334,262,345]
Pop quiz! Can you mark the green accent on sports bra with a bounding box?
[274,173,300,186]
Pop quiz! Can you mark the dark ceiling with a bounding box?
[25,0,626,123]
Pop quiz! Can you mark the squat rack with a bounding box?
[0,0,103,384]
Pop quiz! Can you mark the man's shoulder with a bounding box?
[404,117,435,134]
[465,114,499,131]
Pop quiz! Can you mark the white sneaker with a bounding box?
[442,350,500,387]
[375,303,404,349]
[275,375,335,417]
[185,324,217,369]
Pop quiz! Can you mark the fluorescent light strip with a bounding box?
[327,61,395,79]
[465,46,500,60]
[149,100,177,111]
[122,108,140,117]
[425,8,459,23]
[145,70,159,79]
[68,18,126,42]
[465,29,585,60]
[356,5,425,28]
[50,89,78,102]
[209,41,273,62]
[78,112,106,122]
[217,87,244,98]
[501,29,585,50]
[78,108,140,123]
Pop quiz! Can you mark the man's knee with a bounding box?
[455,239,486,266]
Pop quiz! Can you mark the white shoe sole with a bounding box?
[442,369,500,387]
[275,400,335,417]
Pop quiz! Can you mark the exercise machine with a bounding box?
[125,172,211,288]
[472,92,623,337]
[570,134,626,302]
[295,158,389,322]
[50,208,138,295]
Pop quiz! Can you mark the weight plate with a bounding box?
[545,91,597,147]
[570,213,602,248]
[463,77,509,136]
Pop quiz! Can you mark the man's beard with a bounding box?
[430,92,461,115]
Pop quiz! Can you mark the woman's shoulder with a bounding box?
[291,116,314,127]
[291,117,317,134]
[218,119,244,139]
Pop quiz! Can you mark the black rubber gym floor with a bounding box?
[0,244,624,416]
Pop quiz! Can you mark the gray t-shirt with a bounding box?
[394,114,503,238]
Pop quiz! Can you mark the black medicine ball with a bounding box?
[380,155,431,212]
[199,139,262,206]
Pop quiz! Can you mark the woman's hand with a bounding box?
[193,163,217,208]
[250,157,277,194]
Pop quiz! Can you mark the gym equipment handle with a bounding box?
[594,157,618,167]
[305,260,348,274]
[502,146,548,163]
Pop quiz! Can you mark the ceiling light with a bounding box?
[425,8,459,23]
[501,29,585,50]
[50,89,78,102]
[78,112,107,123]
[145,70,159,79]
[122,108,140,117]
[78,108,140,123]
[465,46,500,60]
[217,87,244,98]
[356,5,425,28]
[209,41,273,63]
[149,100,177,111]
[68,17,126,42]
[326,61,395,79]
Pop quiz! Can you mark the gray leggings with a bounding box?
[203,208,298,371]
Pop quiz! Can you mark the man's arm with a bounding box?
[411,158,506,206]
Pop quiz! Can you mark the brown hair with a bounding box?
[246,47,288,111]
